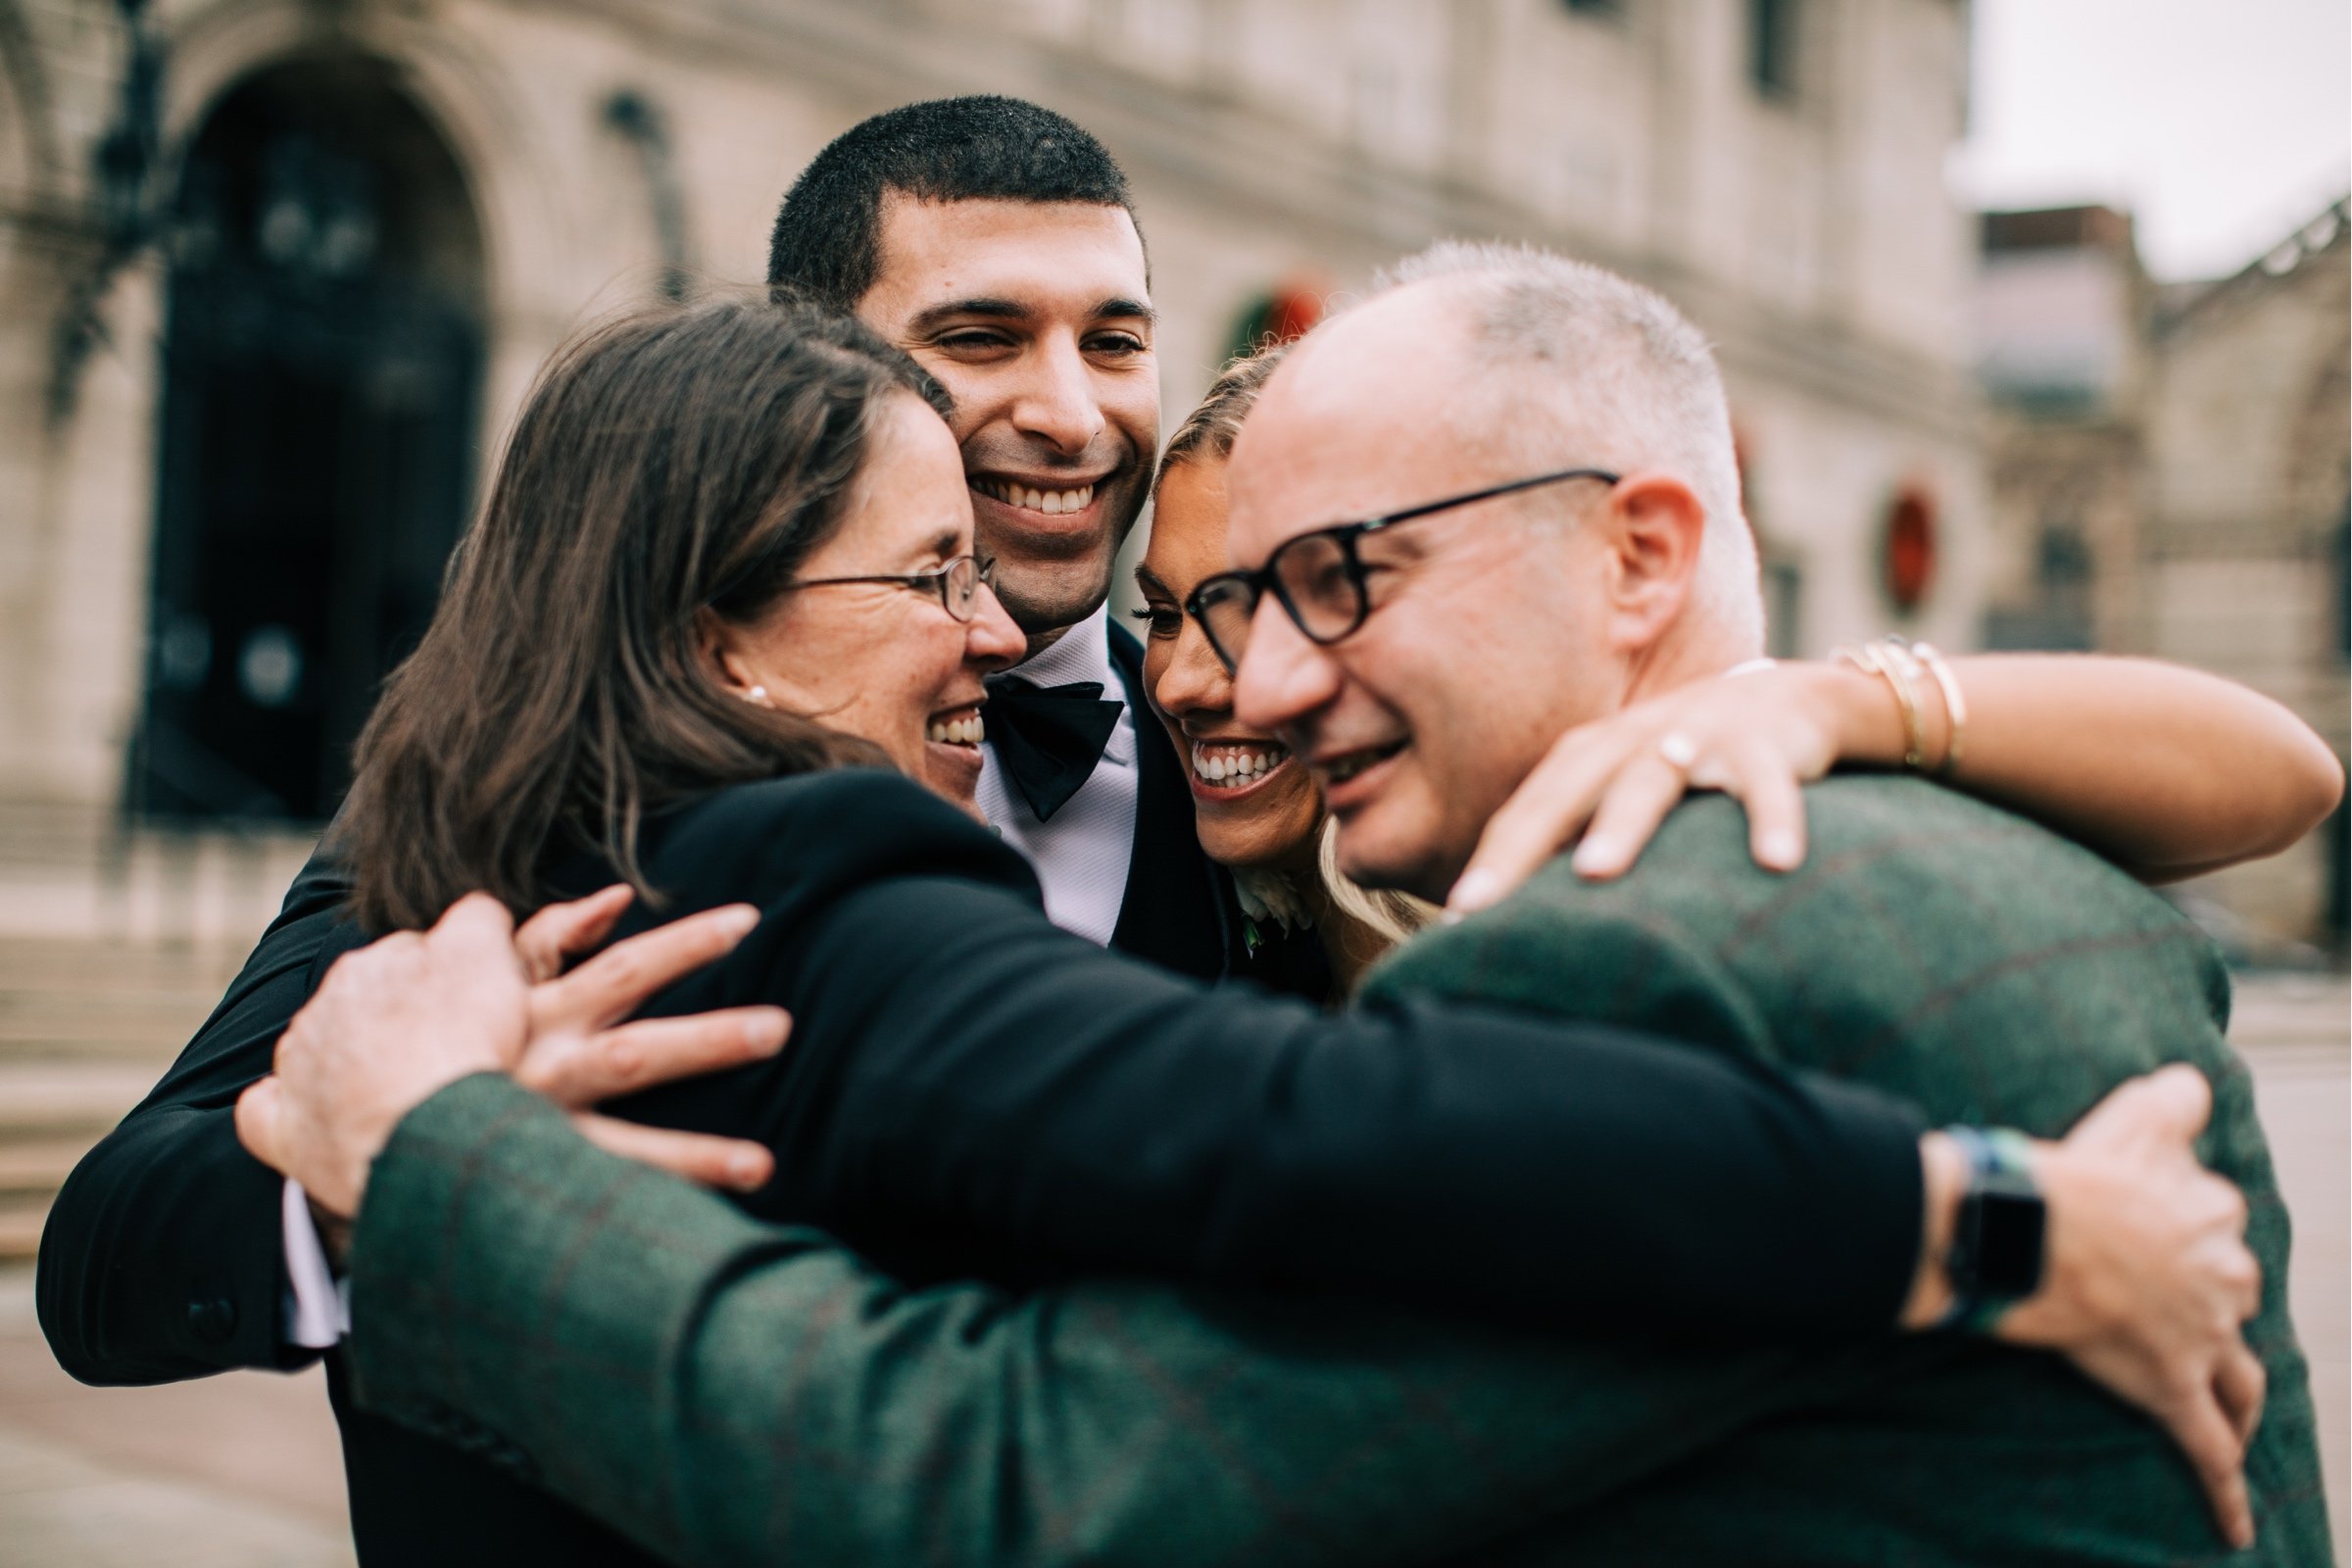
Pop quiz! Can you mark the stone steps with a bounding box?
[0,937,232,1263]
[0,1200,47,1264]
[0,808,316,949]
[0,1139,99,1200]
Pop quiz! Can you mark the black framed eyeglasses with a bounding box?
[1184,466,1619,673]
[776,553,998,622]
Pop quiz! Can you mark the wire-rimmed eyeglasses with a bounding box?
[776,553,998,622]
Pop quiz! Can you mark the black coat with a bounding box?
[39,774,1925,1567]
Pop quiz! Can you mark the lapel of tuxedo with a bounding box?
[1104,619,1233,982]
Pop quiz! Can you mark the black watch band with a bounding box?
[1938,1126,2047,1333]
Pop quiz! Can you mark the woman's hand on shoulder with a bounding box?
[1448,662,1868,915]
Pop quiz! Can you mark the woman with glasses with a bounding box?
[1131,343,2342,1004]
[74,298,2272,1564]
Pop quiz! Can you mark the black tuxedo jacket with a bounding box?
[38,783,1928,1565]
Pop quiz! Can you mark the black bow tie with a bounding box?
[984,675,1123,822]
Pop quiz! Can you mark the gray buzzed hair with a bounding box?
[1375,240,1764,650]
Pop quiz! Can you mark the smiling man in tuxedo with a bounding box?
[765,96,1256,981]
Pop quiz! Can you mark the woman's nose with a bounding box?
[963,583,1027,672]
[1152,619,1236,719]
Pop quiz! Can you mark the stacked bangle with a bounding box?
[1903,640,1968,774]
[1833,640,1930,770]
[1833,635,1968,776]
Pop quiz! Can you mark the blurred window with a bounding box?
[1882,487,1936,613]
[133,60,484,824]
[1763,553,1804,660]
[1749,0,1801,99]
[1984,516,2096,652]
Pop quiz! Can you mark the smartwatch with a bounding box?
[1938,1125,2047,1333]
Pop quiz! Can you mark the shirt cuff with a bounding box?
[282,1176,352,1348]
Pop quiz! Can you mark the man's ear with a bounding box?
[1595,472,1707,652]
[693,608,762,696]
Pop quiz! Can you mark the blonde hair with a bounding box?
[1317,819,1438,956]
[1156,340,1290,484]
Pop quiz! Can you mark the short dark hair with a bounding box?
[341,296,949,931]
[766,95,1140,309]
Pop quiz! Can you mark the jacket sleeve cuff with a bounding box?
[1788,1068,1930,1329]
[340,1073,564,1417]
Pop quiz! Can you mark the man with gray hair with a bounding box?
[1198,239,2331,1562]
[1200,240,1776,900]
[1379,241,1764,653]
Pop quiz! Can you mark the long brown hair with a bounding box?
[340,295,951,931]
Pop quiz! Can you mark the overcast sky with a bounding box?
[1954,0,2350,280]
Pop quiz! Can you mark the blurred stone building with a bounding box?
[1978,198,2350,954]
[0,0,1985,922]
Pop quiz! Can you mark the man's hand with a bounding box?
[238,889,789,1219]
[1447,662,1851,914]
[237,894,532,1216]
[509,888,788,1192]
[1998,1067,2265,1550]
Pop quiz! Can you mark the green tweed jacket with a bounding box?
[344,776,2329,1567]
[1357,775,2329,1566]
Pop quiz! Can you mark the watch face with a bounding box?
[1975,1188,2048,1296]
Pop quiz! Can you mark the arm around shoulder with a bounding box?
[1869,655,2345,881]
[349,1074,1825,1568]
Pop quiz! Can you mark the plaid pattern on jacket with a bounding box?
[1360,774,2330,1567]
[345,775,2330,1567]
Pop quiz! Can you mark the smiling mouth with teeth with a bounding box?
[1322,742,1405,784]
[926,710,986,747]
[1191,741,1289,787]
[970,478,1098,516]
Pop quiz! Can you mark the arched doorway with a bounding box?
[131,55,484,823]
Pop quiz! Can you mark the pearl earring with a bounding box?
[743,685,768,704]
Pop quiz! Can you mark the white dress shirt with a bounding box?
[973,607,1142,948]
[283,1175,349,1347]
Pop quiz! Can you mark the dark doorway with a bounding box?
[132,57,484,823]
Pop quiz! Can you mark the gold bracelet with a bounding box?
[1906,640,1968,775]
[1832,641,1929,771]
[1875,640,1933,772]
